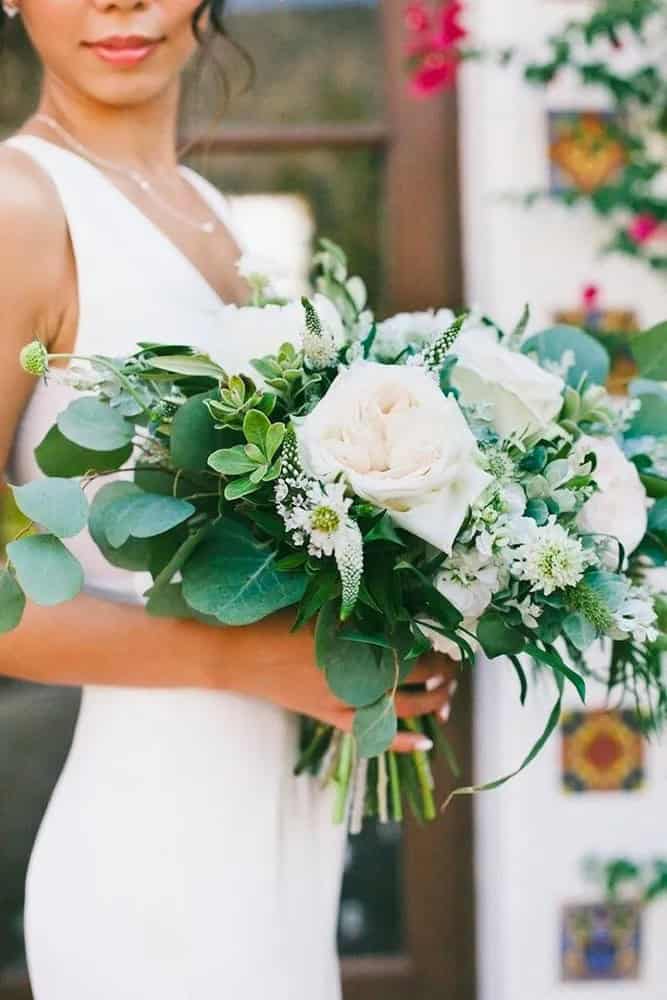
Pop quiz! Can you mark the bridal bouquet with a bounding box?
[6,240,667,830]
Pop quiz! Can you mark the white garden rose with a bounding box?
[212,294,343,382]
[297,361,492,553]
[577,434,648,555]
[451,323,565,437]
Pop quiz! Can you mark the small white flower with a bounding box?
[304,482,353,558]
[507,595,543,630]
[611,586,658,643]
[236,252,289,300]
[302,295,346,370]
[512,519,590,595]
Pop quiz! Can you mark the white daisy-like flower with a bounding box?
[511,519,591,595]
[303,482,353,558]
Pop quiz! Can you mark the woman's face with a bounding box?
[19,0,206,107]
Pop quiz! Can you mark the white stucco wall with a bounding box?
[457,2,667,997]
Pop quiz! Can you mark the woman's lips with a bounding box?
[85,40,161,67]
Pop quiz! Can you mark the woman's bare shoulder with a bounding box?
[0,142,68,248]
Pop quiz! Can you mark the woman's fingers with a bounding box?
[395,685,452,720]
[403,652,457,689]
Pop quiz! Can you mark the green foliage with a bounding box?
[208,408,285,500]
[522,325,610,388]
[181,517,307,625]
[353,694,397,758]
[57,398,134,451]
[146,353,226,379]
[7,534,83,606]
[315,600,395,707]
[170,390,227,472]
[626,394,667,437]
[11,478,88,538]
[35,425,132,478]
[204,374,276,431]
[0,568,25,632]
[631,322,667,380]
[102,492,194,548]
[477,610,526,657]
[88,482,154,571]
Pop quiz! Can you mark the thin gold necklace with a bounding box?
[32,113,218,235]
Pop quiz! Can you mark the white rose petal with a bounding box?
[577,435,648,555]
[451,323,565,437]
[212,301,303,381]
[297,361,492,553]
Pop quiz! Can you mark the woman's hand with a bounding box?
[217,610,458,754]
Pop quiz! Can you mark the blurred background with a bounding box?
[0,1,665,998]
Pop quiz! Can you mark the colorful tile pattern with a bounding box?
[553,306,639,393]
[561,709,644,792]
[561,902,642,981]
[548,111,627,194]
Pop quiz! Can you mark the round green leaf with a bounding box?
[57,398,134,451]
[631,322,667,381]
[88,482,153,570]
[181,517,307,625]
[522,325,610,388]
[0,568,26,631]
[103,493,194,548]
[627,395,667,438]
[353,695,397,758]
[35,425,133,477]
[477,610,525,658]
[315,601,395,707]
[7,534,83,606]
[170,391,226,471]
[12,477,88,538]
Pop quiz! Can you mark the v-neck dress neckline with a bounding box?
[10,133,238,313]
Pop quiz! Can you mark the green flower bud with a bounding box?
[20,340,49,377]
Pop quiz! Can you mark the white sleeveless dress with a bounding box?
[3,134,348,1000]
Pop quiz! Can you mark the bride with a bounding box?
[0,0,455,996]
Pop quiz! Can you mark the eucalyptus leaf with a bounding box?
[243,409,270,448]
[0,569,25,632]
[57,398,134,451]
[35,425,133,478]
[12,477,88,538]
[103,493,195,548]
[627,395,667,438]
[7,534,83,606]
[353,695,397,758]
[182,517,306,625]
[522,325,610,387]
[631,322,667,380]
[563,612,597,651]
[170,390,227,471]
[89,482,153,570]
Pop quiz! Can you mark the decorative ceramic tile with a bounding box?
[561,902,641,981]
[554,297,639,393]
[548,111,627,194]
[561,709,645,792]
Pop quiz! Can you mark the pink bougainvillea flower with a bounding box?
[409,49,460,98]
[582,284,600,309]
[628,213,661,245]
[405,1,467,97]
[436,0,467,47]
[404,0,432,36]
